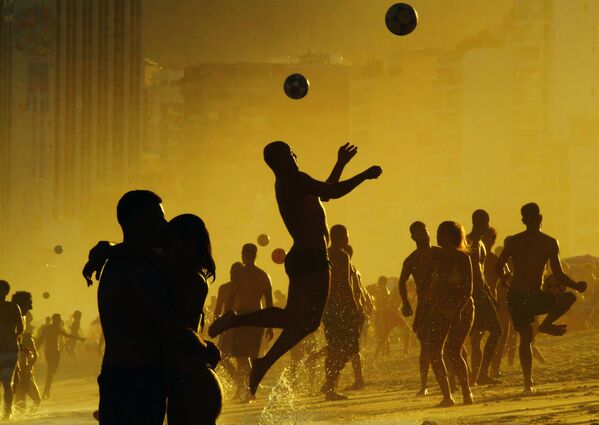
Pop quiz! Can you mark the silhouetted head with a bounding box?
[263,141,298,176]
[521,202,542,229]
[377,276,387,286]
[0,280,9,299]
[167,214,216,282]
[242,243,258,266]
[73,310,82,320]
[409,221,430,245]
[44,316,50,324]
[330,224,349,248]
[274,289,285,300]
[52,313,61,325]
[472,209,490,233]
[482,227,497,252]
[346,245,354,258]
[11,291,32,316]
[117,190,167,249]
[437,221,467,251]
[230,261,244,281]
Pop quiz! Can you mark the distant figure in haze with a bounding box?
[213,264,243,387]
[37,313,84,399]
[371,276,394,357]
[497,203,584,393]
[36,317,50,341]
[421,222,474,407]
[398,221,438,396]
[83,190,216,424]
[209,142,382,395]
[228,243,274,400]
[346,244,368,391]
[0,280,23,420]
[273,290,287,309]
[483,233,511,378]
[320,225,361,401]
[163,214,222,425]
[466,210,502,385]
[65,310,83,360]
[11,291,41,410]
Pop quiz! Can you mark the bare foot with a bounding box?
[437,398,455,408]
[463,392,474,405]
[249,357,269,395]
[538,323,567,336]
[208,310,236,338]
[417,387,428,396]
[324,391,348,401]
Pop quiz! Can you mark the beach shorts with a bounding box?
[285,249,330,278]
[0,351,18,381]
[508,289,556,332]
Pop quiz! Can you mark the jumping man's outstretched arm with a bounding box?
[322,143,358,202]
[293,166,382,200]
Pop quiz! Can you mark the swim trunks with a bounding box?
[284,249,330,278]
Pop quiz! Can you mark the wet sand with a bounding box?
[9,328,599,424]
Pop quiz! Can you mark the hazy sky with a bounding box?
[143,0,514,67]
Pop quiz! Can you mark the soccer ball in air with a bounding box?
[385,3,418,36]
[284,74,309,100]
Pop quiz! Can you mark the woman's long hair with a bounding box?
[437,221,467,252]
[168,214,216,283]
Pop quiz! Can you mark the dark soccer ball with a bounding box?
[271,248,287,265]
[284,74,310,100]
[385,3,418,36]
[42,292,50,299]
[257,234,270,247]
[54,245,63,254]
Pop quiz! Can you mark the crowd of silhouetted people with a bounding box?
[1,143,597,424]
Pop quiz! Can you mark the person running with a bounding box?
[65,311,83,360]
[11,291,41,410]
[496,203,586,393]
[0,280,23,420]
[163,214,222,425]
[466,210,502,385]
[320,224,362,401]
[228,243,274,400]
[421,221,474,407]
[399,221,438,396]
[36,313,84,400]
[209,142,382,395]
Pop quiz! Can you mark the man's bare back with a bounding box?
[234,265,272,312]
[503,231,558,293]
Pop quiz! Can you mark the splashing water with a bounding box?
[258,362,309,425]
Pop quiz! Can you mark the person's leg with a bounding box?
[248,270,330,394]
[491,306,511,376]
[423,318,453,406]
[539,292,576,335]
[469,331,483,384]
[477,301,502,384]
[446,303,474,405]
[1,379,13,419]
[27,376,41,406]
[43,352,59,399]
[517,324,534,392]
[234,357,251,399]
[349,352,365,389]
[417,339,430,395]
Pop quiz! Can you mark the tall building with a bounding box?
[0,0,143,277]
